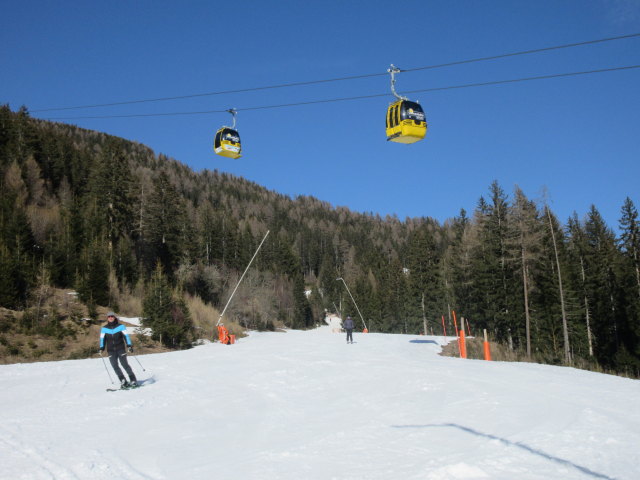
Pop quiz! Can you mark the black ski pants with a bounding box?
[346,328,353,343]
[109,350,136,382]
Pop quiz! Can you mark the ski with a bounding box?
[106,384,141,392]
[106,376,155,392]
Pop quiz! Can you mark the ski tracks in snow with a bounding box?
[0,424,82,480]
[0,423,160,480]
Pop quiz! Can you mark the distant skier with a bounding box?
[99,312,137,388]
[344,315,355,344]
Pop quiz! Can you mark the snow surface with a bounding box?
[1,327,639,480]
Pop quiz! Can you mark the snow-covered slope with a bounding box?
[1,328,638,480]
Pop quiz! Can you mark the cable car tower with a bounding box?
[385,65,427,144]
[214,109,242,159]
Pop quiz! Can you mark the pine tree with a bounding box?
[91,139,135,251]
[619,197,640,302]
[142,171,187,278]
[404,221,443,334]
[0,193,36,307]
[143,263,193,348]
[544,205,571,364]
[292,272,313,329]
[567,213,594,357]
[584,205,621,368]
[445,209,471,312]
[616,198,640,372]
[77,239,110,307]
[467,183,516,344]
[0,241,19,308]
[509,187,543,358]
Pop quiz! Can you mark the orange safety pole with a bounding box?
[466,317,472,337]
[441,315,447,337]
[452,310,458,335]
[483,329,492,361]
[459,318,467,358]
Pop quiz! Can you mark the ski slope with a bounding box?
[1,328,638,480]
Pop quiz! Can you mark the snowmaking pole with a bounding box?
[216,230,270,328]
[336,277,368,332]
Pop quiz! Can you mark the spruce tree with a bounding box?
[77,240,110,307]
[292,272,313,329]
[91,139,135,251]
[619,197,640,301]
[143,263,193,347]
[142,171,187,278]
[584,205,621,367]
[567,213,595,358]
[616,198,640,372]
[509,187,543,358]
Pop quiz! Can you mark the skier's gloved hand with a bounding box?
[128,346,133,353]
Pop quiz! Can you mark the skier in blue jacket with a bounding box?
[344,316,355,343]
[99,312,137,388]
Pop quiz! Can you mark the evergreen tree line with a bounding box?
[1,106,638,375]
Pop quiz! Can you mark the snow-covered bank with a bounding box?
[1,327,638,480]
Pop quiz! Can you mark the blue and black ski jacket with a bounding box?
[100,320,132,354]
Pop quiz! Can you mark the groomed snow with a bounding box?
[1,327,638,480]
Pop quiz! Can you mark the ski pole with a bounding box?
[99,352,114,384]
[131,353,146,372]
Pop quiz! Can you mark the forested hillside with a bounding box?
[1,105,639,375]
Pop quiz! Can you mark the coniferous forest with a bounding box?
[1,105,639,376]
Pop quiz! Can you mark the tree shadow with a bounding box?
[391,423,615,480]
[409,339,438,344]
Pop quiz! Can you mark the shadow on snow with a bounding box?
[391,423,615,480]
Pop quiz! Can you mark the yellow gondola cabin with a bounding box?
[214,127,241,159]
[385,99,427,144]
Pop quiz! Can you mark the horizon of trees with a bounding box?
[1,105,639,375]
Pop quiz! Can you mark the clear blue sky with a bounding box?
[2,1,639,230]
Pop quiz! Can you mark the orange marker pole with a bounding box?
[483,329,492,361]
[452,310,458,335]
[466,318,472,337]
[441,315,447,337]
[459,318,467,359]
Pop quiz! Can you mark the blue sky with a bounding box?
[2,0,639,230]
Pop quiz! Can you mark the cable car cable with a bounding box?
[399,31,640,74]
[43,64,640,120]
[31,32,640,113]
